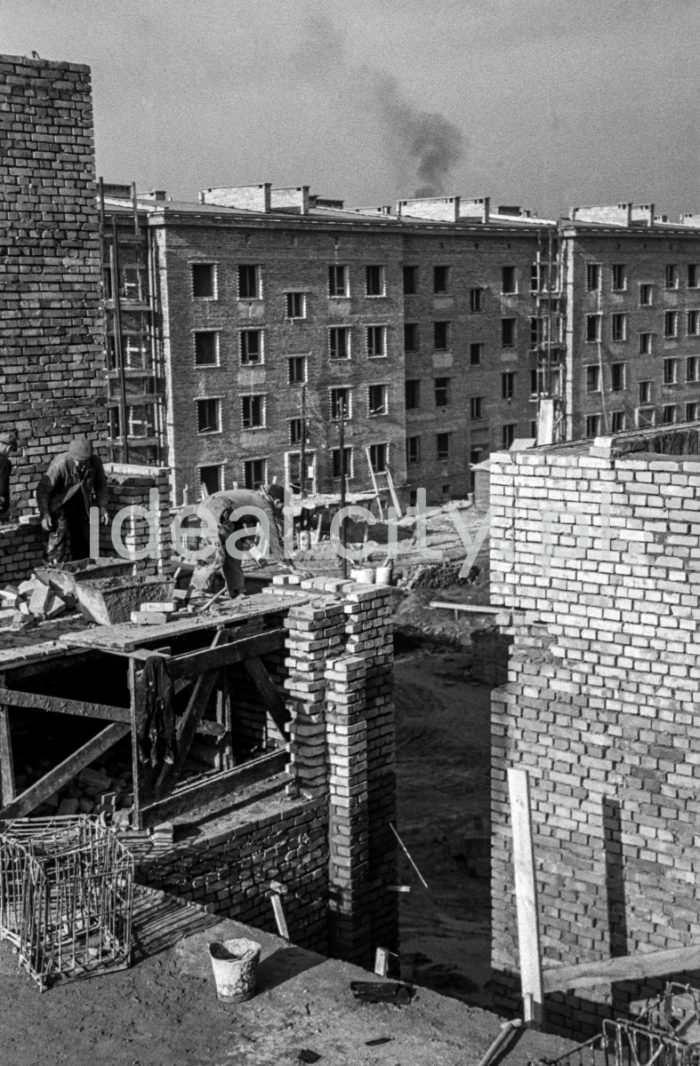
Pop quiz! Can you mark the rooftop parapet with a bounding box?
[569,202,655,226]
[397,195,461,221]
[199,183,272,212]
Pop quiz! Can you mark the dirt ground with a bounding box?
[0,892,575,1066]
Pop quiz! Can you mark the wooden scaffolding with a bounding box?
[0,596,299,830]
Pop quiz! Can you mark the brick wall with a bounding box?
[0,54,106,512]
[282,578,398,966]
[490,433,700,1035]
[0,465,171,586]
[136,796,329,953]
[130,578,397,968]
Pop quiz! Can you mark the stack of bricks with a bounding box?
[100,464,172,575]
[489,432,700,1036]
[0,55,107,515]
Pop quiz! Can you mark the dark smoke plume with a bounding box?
[294,11,466,198]
[370,71,466,197]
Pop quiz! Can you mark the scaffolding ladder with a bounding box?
[365,447,402,520]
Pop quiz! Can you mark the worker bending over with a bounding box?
[36,436,109,563]
[193,484,297,598]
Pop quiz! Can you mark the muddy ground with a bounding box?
[392,596,495,1009]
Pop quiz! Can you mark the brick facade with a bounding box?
[489,427,700,1035]
[0,54,106,513]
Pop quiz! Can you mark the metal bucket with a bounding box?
[208,938,261,1003]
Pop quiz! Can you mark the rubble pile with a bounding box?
[0,573,69,624]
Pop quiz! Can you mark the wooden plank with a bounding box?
[508,767,544,1027]
[129,658,157,825]
[429,601,501,615]
[166,629,285,679]
[140,749,287,827]
[0,722,130,819]
[0,703,15,807]
[543,944,700,994]
[214,667,233,771]
[243,656,289,737]
[153,630,229,800]
[0,687,131,722]
[60,594,307,653]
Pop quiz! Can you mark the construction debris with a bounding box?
[0,572,69,623]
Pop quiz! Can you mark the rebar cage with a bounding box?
[0,815,134,990]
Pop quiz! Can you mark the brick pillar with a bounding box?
[326,584,399,966]
[326,654,371,961]
[284,600,344,796]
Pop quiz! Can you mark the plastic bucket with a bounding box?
[208,938,261,1003]
[375,565,393,585]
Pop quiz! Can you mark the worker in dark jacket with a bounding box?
[36,436,109,563]
[193,484,294,597]
[0,431,18,522]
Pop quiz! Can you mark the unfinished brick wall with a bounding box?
[0,54,106,513]
[0,465,171,585]
[136,796,329,953]
[490,435,700,1035]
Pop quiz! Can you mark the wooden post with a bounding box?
[0,702,15,808]
[508,767,544,1027]
[215,668,233,771]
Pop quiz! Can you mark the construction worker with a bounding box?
[0,430,18,522]
[192,483,297,597]
[36,436,109,564]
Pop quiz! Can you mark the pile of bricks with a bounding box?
[489,433,700,1035]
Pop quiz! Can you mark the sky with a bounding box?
[3,0,700,219]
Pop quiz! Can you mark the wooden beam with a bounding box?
[429,601,501,615]
[508,767,544,1027]
[166,628,285,679]
[140,749,287,827]
[0,722,130,819]
[2,649,95,682]
[543,943,700,994]
[154,630,229,799]
[243,656,289,738]
[0,687,131,722]
[0,704,15,807]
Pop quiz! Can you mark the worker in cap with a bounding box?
[192,482,297,598]
[36,435,109,564]
[0,430,19,522]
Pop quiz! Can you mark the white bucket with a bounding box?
[375,565,393,585]
[350,567,375,584]
[209,938,261,1003]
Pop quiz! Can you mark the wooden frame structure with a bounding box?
[0,602,295,830]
